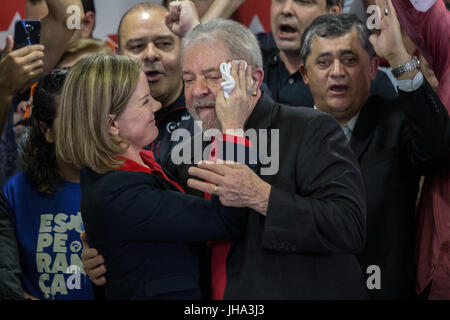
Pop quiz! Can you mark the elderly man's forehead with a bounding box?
[182,40,232,69]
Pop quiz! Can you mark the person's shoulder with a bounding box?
[277,103,335,124]
[2,172,37,206]
[365,94,404,117]
[3,171,31,193]
[256,31,277,55]
[82,167,153,185]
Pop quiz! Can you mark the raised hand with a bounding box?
[0,36,45,95]
[215,60,259,133]
[80,231,107,286]
[369,0,411,68]
[165,0,200,38]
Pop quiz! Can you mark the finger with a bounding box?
[188,166,225,184]
[386,0,399,20]
[238,60,247,92]
[187,178,218,194]
[169,2,181,20]
[368,34,378,48]
[83,253,105,272]
[3,36,13,56]
[216,83,226,104]
[246,64,254,92]
[81,247,99,261]
[197,161,229,175]
[87,264,108,281]
[24,58,44,73]
[80,231,90,249]
[165,12,173,27]
[230,60,238,87]
[376,0,388,21]
[18,50,45,65]
[24,68,44,87]
[26,70,43,86]
[12,44,44,58]
[93,276,107,286]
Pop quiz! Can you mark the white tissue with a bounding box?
[220,61,253,99]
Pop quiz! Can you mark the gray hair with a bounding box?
[181,19,263,69]
[300,13,375,65]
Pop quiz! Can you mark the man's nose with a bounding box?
[330,59,345,77]
[281,0,295,16]
[191,78,210,97]
[143,43,159,62]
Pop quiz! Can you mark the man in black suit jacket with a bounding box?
[176,19,368,299]
[82,18,368,299]
[296,9,450,299]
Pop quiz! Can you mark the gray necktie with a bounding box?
[342,125,352,142]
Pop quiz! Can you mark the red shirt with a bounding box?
[116,150,184,194]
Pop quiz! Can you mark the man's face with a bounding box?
[183,41,232,130]
[301,29,378,124]
[26,0,49,20]
[271,0,333,54]
[119,9,183,107]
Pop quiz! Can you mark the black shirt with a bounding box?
[257,32,398,108]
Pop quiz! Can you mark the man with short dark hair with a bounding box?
[117,3,194,162]
[259,0,397,107]
[83,17,369,300]
[299,3,450,299]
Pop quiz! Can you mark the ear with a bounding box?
[39,121,55,144]
[251,68,265,92]
[108,114,119,137]
[299,64,310,85]
[328,3,342,14]
[81,11,96,38]
[369,56,379,80]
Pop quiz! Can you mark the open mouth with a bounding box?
[329,84,349,95]
[145,71,162,82]
[280,24,297,33]
[196,105,215,114]
[278,23,298,39]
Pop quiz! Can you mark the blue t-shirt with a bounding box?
[3,172,93,300]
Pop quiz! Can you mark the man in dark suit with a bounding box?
[172,18,369,299]
[258,0,397,107]
[82,18,368,299]
[295,7,450,298]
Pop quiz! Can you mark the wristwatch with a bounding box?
[391,56,421,78]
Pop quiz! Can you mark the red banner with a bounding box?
[0,0,271,49]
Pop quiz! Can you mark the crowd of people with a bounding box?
[0,0,449,300]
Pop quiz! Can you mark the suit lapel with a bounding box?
[350,97,378,160]
[245,92,276,132]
